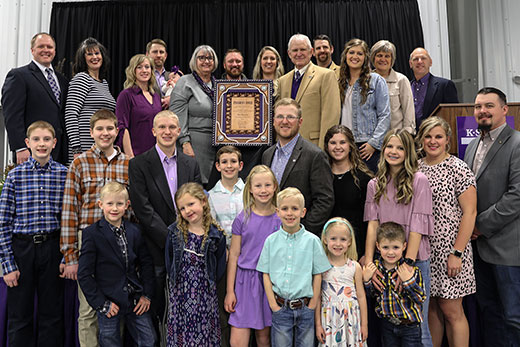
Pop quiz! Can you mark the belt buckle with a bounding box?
[288,299,300,310]
[33,234,45,244]
[388,317,402,325]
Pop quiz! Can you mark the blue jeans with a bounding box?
[474,243,520,346]
[97,310,156,347]
[415,259,432,347]
[381,319,421,347]
[271,306,314,347]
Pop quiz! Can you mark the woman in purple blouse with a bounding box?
[116,54,161,157]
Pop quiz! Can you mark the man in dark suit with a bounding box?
[262,98,334,235]
[1,32,69,164]
[409,47,458,130]
[464,87,520,346]
[128,110,201,326]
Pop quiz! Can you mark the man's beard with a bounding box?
[227,69,242,79]
[478,123,491,134]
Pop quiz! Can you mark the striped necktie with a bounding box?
[45,68,61,103]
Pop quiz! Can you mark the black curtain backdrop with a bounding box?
[50,0,424,98]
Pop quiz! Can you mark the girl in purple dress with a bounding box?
[165,183,226,346]
[363,129,435,346]
[224,165,281,347]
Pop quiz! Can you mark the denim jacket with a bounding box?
[165,222,226,287]
[349,72,391,150]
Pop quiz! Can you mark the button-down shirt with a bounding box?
[364,258,426,323]
[208,178,245,247]
[154,68,168,96]
[32,59,61,93]
[257,225,331,299]
[155,144,178,208]
[61,145,129,265]
[0,157,68,273]
[271,134,300,184]
[472,122,507,175]
[411,73,430,122]
[108,220,129,270]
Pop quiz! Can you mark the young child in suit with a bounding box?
[78,181,155,346]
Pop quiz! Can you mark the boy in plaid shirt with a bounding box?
[0,121,68,346]
[60,109,130,347]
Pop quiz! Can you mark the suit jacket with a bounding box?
[416,74,458,129]
[1,61,69,164]
[262,135,334,235]
[464,125,520,266]
[78,218,155,314]
[278,63,340,149]
[128,146,201,266]
[329,61,340,80]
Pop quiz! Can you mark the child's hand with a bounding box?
[3,270,20,287]
[361,323,368,341]
[270,303,282,313]
[396,263,414,282]
[133,296,151,316]
[316,324,326,343]
[106,302,119,318]
[362,262,377,282]
[224,292,236,313]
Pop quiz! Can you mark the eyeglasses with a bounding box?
[197,55,214,62]
[274,115,300,121]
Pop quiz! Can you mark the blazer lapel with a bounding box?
[29,62,60,106]
[280,137,303,187]
[295,64,316,102]
[99,219,125,268]
[476,126,512,180]
[148,148,176,214]
[423,75,438,116]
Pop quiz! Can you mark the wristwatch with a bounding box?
[450,248,463,258]
[403,258,415,266]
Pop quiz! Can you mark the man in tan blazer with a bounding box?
[278,34,340,148]
[313,34,340,80]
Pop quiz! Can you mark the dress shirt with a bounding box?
[155,144,178,208]
[32,59,61,93]
[472,122,507,175]
[257,225,331,299]
[154,68,168,95]
[0,157,68,273]
[270,134,300,184]
[364,258,425,322]
[109,220,129,270]
[61,145,129,265]
[411,73,430,122]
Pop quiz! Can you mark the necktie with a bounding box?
[45,68,61,103]
[295,70,302,81]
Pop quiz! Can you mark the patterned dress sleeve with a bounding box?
[454,158,476,197]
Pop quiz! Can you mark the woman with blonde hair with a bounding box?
[116,54,161,157]
[252,46,285,80]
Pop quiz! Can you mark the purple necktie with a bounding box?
[291,71,303,100]
[45,68,61,103]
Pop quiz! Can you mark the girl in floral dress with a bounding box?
[317,217,368,347]
[165,182,226,346]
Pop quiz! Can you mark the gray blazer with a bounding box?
[464,125,520,266]
[262,135,334,235]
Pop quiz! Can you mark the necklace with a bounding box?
[334,169,351,180]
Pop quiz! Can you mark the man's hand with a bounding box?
[133,296,150,316]
[16,149,30,164]
[161,96,171,109]
[359,143,376,161]
[182,142,195,157]
[3,270,20,287]
[60,264,78,280]
[471,227,482,240]
[106,302,119,318]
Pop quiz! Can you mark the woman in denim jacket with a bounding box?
[338,38,391,173]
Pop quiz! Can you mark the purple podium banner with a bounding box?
[456,116,515,159]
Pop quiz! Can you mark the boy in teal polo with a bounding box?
[257,187,331,346]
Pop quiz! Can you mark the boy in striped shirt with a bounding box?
[363,222,426,346]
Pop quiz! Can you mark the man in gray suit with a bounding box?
[262,98,334,235]
[464,87,520,346]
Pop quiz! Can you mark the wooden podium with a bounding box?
[429,102,520,156]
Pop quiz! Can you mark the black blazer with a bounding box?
[262,135,334,235]
[78,218,155,314]
[128,146,201,266]
[1,62,69,164]
[416,74,458,129]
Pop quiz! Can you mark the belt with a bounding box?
[275,294,310,310]
[386,316,419,326]
[13,229,59,244]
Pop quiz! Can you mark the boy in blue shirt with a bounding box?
[0,121,68,347]
[78,182,155,346]
[257,187,331,346]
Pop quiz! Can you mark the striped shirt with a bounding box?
[0,157,68,274]
[60,145,129,265]
[364,258,425,323]
[65,72,116,159]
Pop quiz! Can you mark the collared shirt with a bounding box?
[411,73,430,121]
[61,145,129,265]
[472,122,507,175]
[108,220,129,270]
[155,144,178,208]
[154,68,168,95]
[208,178,245,247]
[0,157,68,274]
[294,62,311,79]
[364,258,425,322]
[257,225,331,299]
[271,134,300,184]
[32,59,61,93]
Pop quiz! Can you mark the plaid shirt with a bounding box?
[0,157,67,274]
[109,220,129,270]
[60,145,129,265]
[364,258,426,323]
